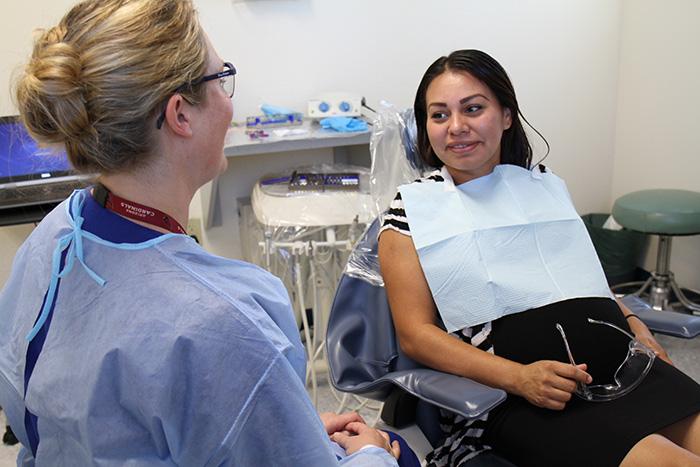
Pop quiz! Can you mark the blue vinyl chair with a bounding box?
[326,219,515,466]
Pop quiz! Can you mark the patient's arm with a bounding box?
[378,229,591,410]
[615,297,672,365]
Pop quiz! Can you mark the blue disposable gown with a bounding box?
[0,190,397,466]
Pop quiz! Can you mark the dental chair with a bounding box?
[326,218,516,466]
[324,103,515,465]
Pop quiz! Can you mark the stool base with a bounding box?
[613,271,700,313]
[612,234,700,313]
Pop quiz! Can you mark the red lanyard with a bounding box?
[92,183,187,235]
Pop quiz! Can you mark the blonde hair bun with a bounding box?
[15,0,206,174]
[18,26,92,146]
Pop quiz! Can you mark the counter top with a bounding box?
[223,121,371,158]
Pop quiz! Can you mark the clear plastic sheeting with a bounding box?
[368,101,426,217]
[244,163,377,407]
[345,102,429,286]
[251,163,375,227]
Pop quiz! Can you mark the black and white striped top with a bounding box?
[380,170,445,237]
[379,170,495,466]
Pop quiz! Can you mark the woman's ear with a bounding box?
[503,108,513,130]
[163,94,193,137]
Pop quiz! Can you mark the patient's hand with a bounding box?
[516,361,592,410]
[319,411,365,435]
[331,422,401,459]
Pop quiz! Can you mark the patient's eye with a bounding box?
[464,104,483,114]
[430,111,448,120]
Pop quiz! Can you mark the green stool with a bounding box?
[612,189,700,312]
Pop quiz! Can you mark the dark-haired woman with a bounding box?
[379,49,700,467]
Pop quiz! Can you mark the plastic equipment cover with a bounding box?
[251,163,376,228]
[345,102,429,286]
[245,163,377,330]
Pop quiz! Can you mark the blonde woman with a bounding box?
[0,0,409,465]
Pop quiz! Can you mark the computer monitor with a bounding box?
[0,116,93,213]
[0,115,74,186]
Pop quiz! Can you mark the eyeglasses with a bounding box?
[156,62,236,129]
[556,318,655,402]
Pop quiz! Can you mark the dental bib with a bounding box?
[399,164,613,332]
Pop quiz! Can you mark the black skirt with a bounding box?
[482,298,700,467]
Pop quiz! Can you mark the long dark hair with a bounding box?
[414,49,547,169]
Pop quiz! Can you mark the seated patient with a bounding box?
[0,0,419,465]
[378,49,700,467]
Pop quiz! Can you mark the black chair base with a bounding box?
[3,425,18,446]
[381,387,420,428]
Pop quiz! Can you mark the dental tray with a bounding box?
[260,171,360,191]
[289,172,359,191]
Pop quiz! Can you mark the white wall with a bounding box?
[0,224,34,284]
[2,0,624,282]
[0,2,77,116]
[196,0,622,216]
[613,0,700,289]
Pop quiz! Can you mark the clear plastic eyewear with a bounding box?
[556,318,655,402]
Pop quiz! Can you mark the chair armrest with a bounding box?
[620,295,700,338]
[334,367,506,421]
[387,369,506,420]
[331,368,506,419]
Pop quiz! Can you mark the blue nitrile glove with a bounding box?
[319,117,368,132]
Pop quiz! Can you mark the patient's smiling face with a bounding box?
[425,70,512,185]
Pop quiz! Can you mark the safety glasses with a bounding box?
[156,62,236,129]
[556,318,655,402]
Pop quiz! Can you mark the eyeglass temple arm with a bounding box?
[555,323,593,398]
[555,324,578,366]
[586,318,636,341]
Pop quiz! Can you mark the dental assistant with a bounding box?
[0,0,404,465]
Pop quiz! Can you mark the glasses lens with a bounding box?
[223,74,235,98]
[564,319,656,403]
[575,342,655,402]
[615,347,654,387]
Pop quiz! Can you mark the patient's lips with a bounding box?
[447,141,480,154]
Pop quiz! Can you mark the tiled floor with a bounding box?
[2,333,700,465]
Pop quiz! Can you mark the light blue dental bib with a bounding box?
[399,165,612,333]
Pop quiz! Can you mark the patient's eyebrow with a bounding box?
[428,93,490,108]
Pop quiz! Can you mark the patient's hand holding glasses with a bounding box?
[556,318,656,402]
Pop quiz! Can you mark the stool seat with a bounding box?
[612,189,700,235]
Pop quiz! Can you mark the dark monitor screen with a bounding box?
[0,116,73,184]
